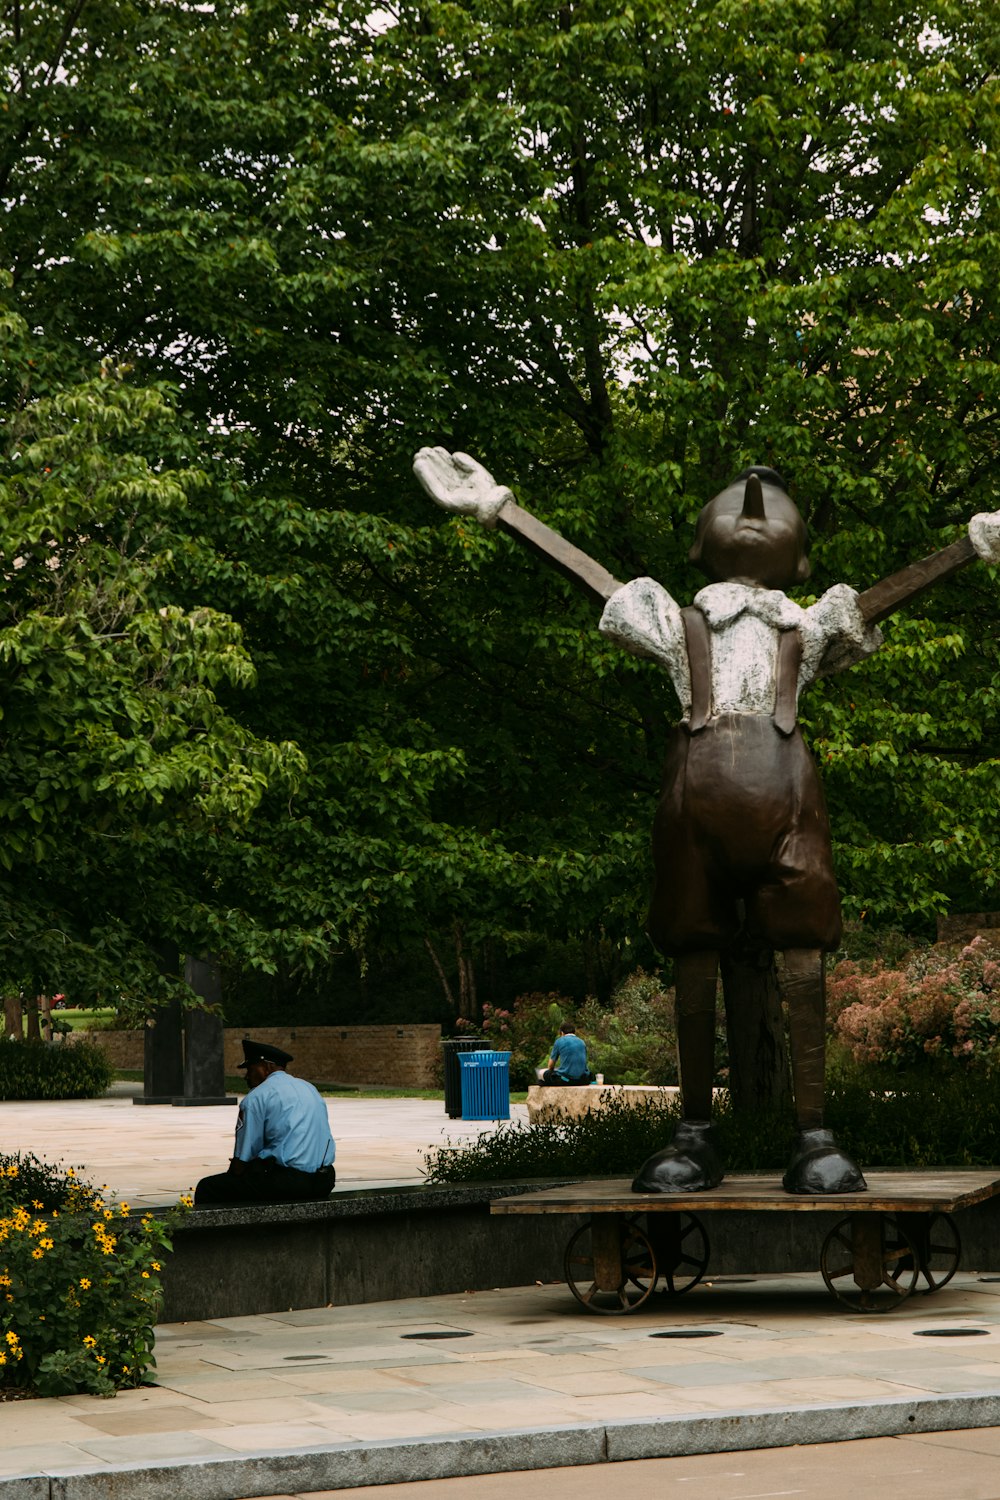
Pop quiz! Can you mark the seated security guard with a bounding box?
[194,1039,336,1205]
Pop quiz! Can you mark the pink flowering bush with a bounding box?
[829,936,1000,1071]
[459,992,570,1088]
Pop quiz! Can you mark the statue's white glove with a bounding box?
[969,512,1000,564]
[412,447,513,529]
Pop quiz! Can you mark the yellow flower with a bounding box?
[5,1331,19,1346]
[0,1353,6,1367]
[103,1209,113,1221]
[151,1262,161,1272]
[39,1238,53,1251]
[120,1203,130,1217]
[31,1248,44,1260]
[79,1278,91,1290]
[141,1271,150,1279]
[83,1335,97,1348]
[31,1200,43,1210]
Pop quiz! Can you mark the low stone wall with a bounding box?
[71,1024,442,1089]
[149,1182,1000,1322]
[527,1083,679,1124]
[155,1183,587,1321]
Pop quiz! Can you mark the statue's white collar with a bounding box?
[693,581,803,632]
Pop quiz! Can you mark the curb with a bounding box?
[4,1389,1000,1499]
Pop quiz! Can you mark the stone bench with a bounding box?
[526,1083,679,1125]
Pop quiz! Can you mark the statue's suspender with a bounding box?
[773,628,803,736]
[681,606,802,738]
[681,607,712,733]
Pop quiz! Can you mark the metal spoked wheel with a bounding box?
[910,1212,962,1293]
[820,1213,920,1313]
[564,1216,658,1314]
[640,1212,711,1296]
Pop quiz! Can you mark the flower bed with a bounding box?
[0,1152,186,1397]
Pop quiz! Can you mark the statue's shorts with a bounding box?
[648,714,842,955]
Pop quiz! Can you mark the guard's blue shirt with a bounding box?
[550,1033,588,1080]
[233,1070,335,1172]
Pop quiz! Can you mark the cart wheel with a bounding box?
[640,1212,710,1295]
[564,1217,658,1314]
[820,1214,919,1313]
[913,1212,962,1293]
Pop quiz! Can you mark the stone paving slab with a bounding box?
[4,1277,1000,1495]
[5,1091,1000,1494]
[0,1086,526,1207]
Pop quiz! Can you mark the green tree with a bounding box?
[3,0,999,1018]
[0,290,304,1004]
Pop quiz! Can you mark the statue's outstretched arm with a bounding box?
[857,512,1000,625]
[413,447,624,607]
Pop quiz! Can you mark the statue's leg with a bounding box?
[631,950,725,1193]
[781,948,866,1194]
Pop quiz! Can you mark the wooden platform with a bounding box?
[490,1171,1000,1217]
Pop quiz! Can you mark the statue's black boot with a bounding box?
[631,1119,724,1193]
[782,1127,867,1194]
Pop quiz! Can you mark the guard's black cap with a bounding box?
[237,1038,293,1068]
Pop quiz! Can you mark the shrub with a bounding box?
[424,1067,1000,1182]
[0,1040,113,1100]
[577,970,679,1084]
[828,936,1000,1071]
[466,993,570,1089]
[470,972,685,1088]
[0,1155,185,1397]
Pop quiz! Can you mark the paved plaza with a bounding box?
[3,1088,1000,1496]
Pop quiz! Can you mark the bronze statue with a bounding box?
[414,448,1000,1195]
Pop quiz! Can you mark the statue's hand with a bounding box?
[970,512,1000,565]
[412,447,513,529]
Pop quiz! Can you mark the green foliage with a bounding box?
[0,1158,183,1396]
[578,971,679,1085]
[472,971,681,1086]
[2,0,1000,1015]
[0,1041,112,1101]
[471,993,570,1088]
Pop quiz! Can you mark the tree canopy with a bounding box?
[2,0,999,1016]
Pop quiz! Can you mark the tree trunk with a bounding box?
[720,945,791,1113]
[25,993,41,1042]
[424,936,456,1015]
[454,920,478,1023]
[38,993,52,1043]
[3,991,22,1040]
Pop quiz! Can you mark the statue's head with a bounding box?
[689,467,810,589]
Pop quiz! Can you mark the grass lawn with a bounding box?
[20,1007,118,1035]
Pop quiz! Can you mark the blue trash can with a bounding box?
[458,1050,511,1121]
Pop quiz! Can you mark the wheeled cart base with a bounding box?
[491,1171,1000,1315]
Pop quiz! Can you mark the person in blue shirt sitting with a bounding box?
[194,1039,336,1204]
[541,1024,592,1086]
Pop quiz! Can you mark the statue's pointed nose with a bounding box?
[742,473,766,520]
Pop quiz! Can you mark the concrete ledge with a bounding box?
[149,1178,1000,1321]
[526,1083,678,1124]
[9,1390,1000,1498]
[152,1182,588,1321]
